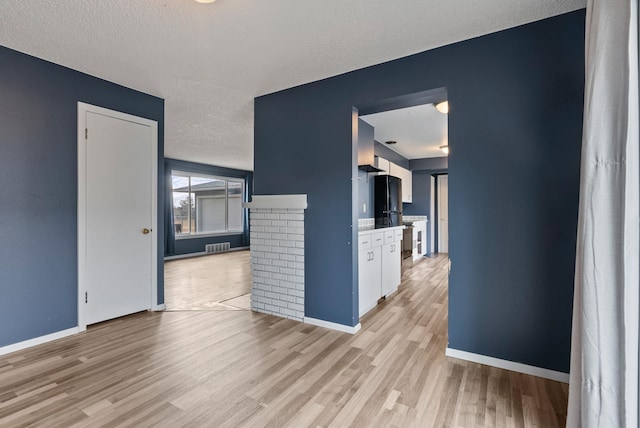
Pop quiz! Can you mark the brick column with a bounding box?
[243,195,307,322]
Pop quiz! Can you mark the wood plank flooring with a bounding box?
[0,254,568,427]
[164,251,251,311]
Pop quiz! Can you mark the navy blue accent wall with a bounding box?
[254,10,584,372]
[405,156,449,215]
[357,170,374,220]
[0,46,165,347]
[410,156,448,172]
[374,141,410,169]
[165,158,252,256]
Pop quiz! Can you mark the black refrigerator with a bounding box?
[374,175,402,227]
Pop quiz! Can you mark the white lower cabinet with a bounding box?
[358,245,381,317]
[412,220,428,261]
[358,226,403,319]
[381,243,401,296]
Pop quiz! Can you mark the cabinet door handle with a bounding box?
[371,252,374,261]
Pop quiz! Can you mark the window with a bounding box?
[172,171,244,236]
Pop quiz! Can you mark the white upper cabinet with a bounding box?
[389,162,413,203]
[374,156,390,174]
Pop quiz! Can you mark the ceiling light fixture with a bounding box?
[439,145,449,155]
[435,101,449,114]
[194,0,216,3]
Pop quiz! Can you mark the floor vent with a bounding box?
[205,242,231,254]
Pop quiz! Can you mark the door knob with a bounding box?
[142,228,151,234]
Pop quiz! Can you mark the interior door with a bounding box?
[81,106,156,325]
[437,174,449,253]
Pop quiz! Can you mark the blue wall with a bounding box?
[0,46,165,347]
[374,141,410,169]
[254,10,584,372]
[165,158,252,256]
[404,157,449,216]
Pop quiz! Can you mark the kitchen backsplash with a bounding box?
[358,218,375,231]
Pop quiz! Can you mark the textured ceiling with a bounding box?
[0,0,585,171]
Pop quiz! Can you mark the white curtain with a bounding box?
[567,0,639,427]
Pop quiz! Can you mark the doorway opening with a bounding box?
[353,87,450,322]
[431,172,449,255]
[164,169,251,311]
[164,251,251,311]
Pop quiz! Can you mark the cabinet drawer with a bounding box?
[358,233,372,250]
[371,232,384,248]
[394,229,403,241]
[383,229,396,245]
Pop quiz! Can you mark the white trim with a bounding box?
[445,348,570,383]
[430,175,435,255]
[164,246,250,261]
[304,317,361,334]
[152,303,166,311]
[175,231,243,240]
[0,328,79,357]
[77,102,158,331]
[243,194,308,209]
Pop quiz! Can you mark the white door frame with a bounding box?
[77,102,158,332]
[437,174,449,253]
[430,175,436,255]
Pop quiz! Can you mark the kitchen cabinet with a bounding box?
[358,231,382,317]
[412,220,427,261]
[389,162,413,203]
[374,156,390,174]
[381,229,401,296]
[358,226,403,318]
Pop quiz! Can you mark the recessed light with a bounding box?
[194,0,217,3]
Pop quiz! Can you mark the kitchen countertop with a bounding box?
[403,215,428,223]
[358,225,404,233]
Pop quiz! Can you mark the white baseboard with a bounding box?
[164,246,250,261]
[445,348,569,383]
[152,304,166,311]
[304,317,361,334]
[0,327,80,357]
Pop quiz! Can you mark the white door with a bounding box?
[437,174,449,253]
[78,103,157,327]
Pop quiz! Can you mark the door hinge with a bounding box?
[85,128,88,139]
[85,292,88,303]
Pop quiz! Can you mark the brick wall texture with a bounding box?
[249,208,304,321]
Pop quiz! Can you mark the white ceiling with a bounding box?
[361,104,448,159]
[0,0,585,171]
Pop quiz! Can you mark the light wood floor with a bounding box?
[0,254,568,427]
[164,251,251,311]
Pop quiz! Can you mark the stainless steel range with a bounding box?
[402,223,414,271]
